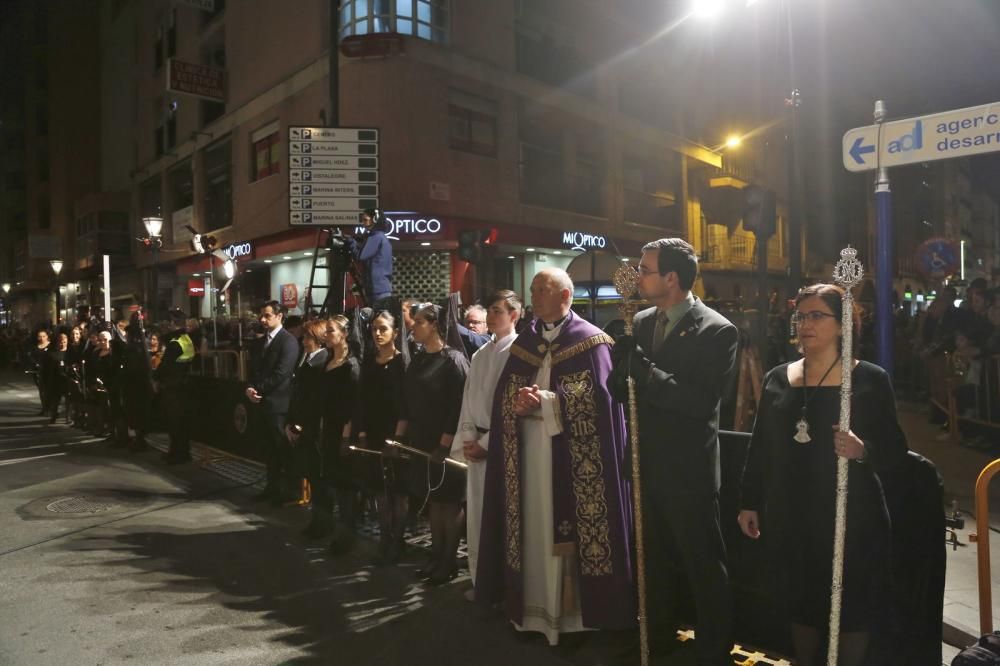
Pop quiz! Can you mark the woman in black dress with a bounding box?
[29,328,52,415]
[44,331,70,424]
[738,284,908,666]
[399,303,469,584]
[317,315,361,555]
[66,327,87,427]
[286,319,330,537]
[356,310,409,564]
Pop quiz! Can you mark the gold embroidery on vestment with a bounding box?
[510,345,543,367]
[560,370,613,576]
[502,373,531,571]
[551,334,615,366]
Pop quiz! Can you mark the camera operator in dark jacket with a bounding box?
[346,208,393,310]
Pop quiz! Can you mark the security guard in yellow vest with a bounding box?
[154,311,198,463]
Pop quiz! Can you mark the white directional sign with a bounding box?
[289,169,378,183]
[289,126,379,226]
[289,182,378,197]
[290,211,362,225]
[843,101,1000,172]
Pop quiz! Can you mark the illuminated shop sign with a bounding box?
[562,231,607,251]
[354,211,443,240]
[223,241,254,261]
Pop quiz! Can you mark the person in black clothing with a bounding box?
[738,284,908,666]
[66,327,87,427]
[44,331,70,424]
[315,315,361,554]
[29,328,52,415]
[357,310,409,564]
[88,330,117,438]
[120,313,154,451]
[246,301,300,501]
[154,314,197,463]
[285,319,331,537]
[398,303,469,584]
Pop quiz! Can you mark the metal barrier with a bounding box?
[973,458,1000,635]
[927,353,1000,444]
[195,349,248,382]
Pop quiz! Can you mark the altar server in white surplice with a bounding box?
[453,290,522,586]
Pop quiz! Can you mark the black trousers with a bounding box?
[643,490,733,666]
[161,385,191,456]
[258,410,288,493]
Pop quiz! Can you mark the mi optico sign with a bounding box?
[353,211,442,240]
[562,231,607,251]
[222,241,254,262]
[843,100,1000,172]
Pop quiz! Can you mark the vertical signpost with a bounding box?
[288,127,380,227]
[842,99,1000,374]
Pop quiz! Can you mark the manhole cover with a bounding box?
[46,496,119,514]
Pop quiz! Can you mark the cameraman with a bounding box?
[346,208,393,310]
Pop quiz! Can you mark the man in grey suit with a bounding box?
[246,300,300,504]
[608,238,739,666]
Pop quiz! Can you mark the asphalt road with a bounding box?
[0,370,621,666]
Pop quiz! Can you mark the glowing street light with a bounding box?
[725,134,743,149]
[49,259,64,276]
[692,0,725,19]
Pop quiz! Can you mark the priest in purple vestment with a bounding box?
[475,268,636,645]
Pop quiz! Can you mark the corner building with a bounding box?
[126,0,788,323]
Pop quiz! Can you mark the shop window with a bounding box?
[448,90,497,158]
[339,0,447,44]
[203,137,232,230]
[250,123,280,182]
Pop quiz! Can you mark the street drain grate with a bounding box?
[46,496,119,514]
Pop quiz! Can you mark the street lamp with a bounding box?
[140,216,164,324]
[1,283,10,294]
[725,134,743,149]
[691,0,725,19]
[49,259,63,325]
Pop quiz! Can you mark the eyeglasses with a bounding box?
[791,311,838,325]
[466,320,485,326]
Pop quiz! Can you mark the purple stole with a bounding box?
[476,312,637,630]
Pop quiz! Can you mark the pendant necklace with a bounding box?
[793,355,841,444]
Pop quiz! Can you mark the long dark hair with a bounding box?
[794,283,861,355]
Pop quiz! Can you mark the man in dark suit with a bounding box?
[246,300,300,504]
[609,238,739,666]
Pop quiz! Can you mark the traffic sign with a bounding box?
[290,211,362,225]
[290,197,378,211]
[288,155,378,170]
[289,127,378,142]
[289,183,378,197]
[842,100,1000,172]
[289,169,378,183]
[289,126,379,226]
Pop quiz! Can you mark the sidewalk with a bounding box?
[898,399,1000,656]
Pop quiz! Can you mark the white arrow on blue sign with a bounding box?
[843,100,1000,172]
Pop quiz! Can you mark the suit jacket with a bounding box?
[248,327,300,416]
[611,298,738,498]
